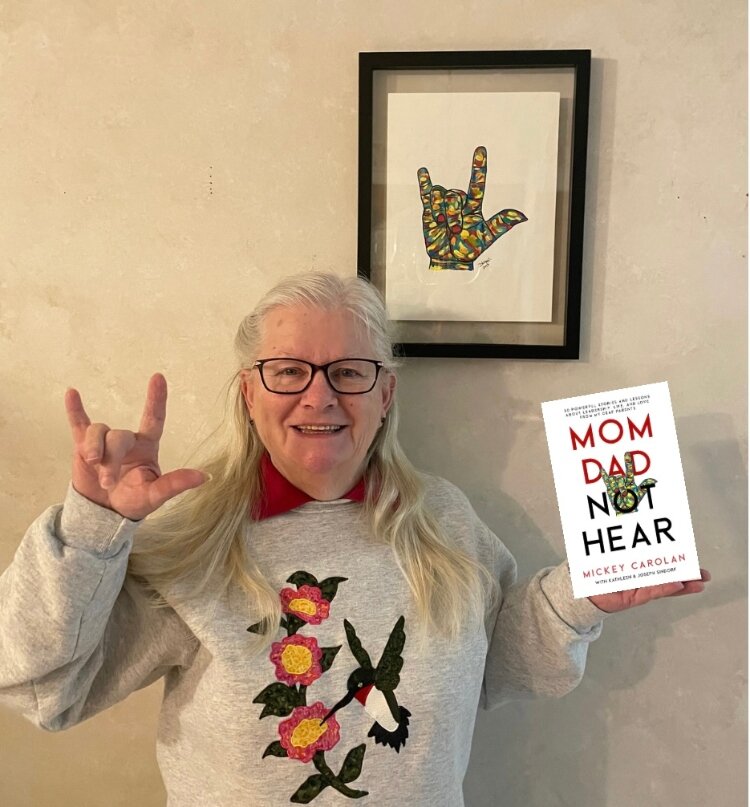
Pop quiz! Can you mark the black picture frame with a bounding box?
[358,50,591,359]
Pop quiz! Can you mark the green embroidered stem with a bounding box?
[312,752,368,799]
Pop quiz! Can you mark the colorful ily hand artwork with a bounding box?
[417,145,528,271]
[248,570,410,803]
[600,451,658,515]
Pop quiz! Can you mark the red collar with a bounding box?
[253,452,366,520]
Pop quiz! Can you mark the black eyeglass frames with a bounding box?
[252,358,384,394]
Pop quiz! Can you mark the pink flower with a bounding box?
[280,585,330,625]
[278,702,341,763]
[270,635,323,686]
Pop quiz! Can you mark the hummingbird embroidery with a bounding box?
[324,616,411,752]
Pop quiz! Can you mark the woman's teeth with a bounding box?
[295,425,343,433]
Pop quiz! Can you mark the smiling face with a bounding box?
[240,304,396,500]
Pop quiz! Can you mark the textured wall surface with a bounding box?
[0,1,746,805]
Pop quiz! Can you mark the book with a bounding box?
[541,382,701,599]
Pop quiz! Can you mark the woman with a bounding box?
[0,272,708,806]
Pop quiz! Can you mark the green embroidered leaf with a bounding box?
[319,645,341,673]
[285,614,305,635]
[287,570,319,588]
[298,684,307,706]
[253,682,302,718]
[328,782,368,799]
[344,620,373,669]
[247,616,276,635]
[261,740,288,759]
[339,744,366,783]
[280,617,288,631]
[290,774,328,803]
[317,576,348,602]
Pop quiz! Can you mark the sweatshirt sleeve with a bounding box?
[482,533,608,710]
[0,485,199,731]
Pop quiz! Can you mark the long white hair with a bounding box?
[129,272,496,643]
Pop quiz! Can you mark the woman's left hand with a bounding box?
[588,569,711,613]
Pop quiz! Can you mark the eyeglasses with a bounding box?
[253,358,384,394]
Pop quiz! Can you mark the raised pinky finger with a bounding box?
[417,167,433,209]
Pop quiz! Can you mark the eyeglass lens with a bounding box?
[260,359,378,393]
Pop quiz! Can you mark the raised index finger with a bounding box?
[465,146,487,214]
[623,451,635,482]
[139,373,168,441]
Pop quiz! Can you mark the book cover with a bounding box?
[541,382,701,599]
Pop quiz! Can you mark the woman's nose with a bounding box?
[300,367,338,406]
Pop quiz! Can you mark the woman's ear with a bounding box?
[381,371,396,417]
[239,370,255,419]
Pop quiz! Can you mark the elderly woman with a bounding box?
[0,272,708,806]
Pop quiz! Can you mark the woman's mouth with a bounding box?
[293,425,346,434]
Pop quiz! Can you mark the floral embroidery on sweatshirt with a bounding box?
[248,570,410,803]
[280,584,331,625]
[270,635,324,687]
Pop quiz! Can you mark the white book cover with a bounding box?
[541,382,701,599]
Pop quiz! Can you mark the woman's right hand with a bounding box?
[65,373,207,521]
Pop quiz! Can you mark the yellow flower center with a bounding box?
[291,718,327,749]
[289,597,317,616]
[281,644,313,675]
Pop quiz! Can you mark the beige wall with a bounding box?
[0,1,746,805]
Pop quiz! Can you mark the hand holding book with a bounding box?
[588,567,711,613]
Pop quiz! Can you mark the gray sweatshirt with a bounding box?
[0,474,606,806]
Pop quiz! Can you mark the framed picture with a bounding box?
[358,50,591,359]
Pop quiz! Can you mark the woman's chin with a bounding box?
[279,455,361,500]
[299,454,351,477]
[283,445,354,478]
